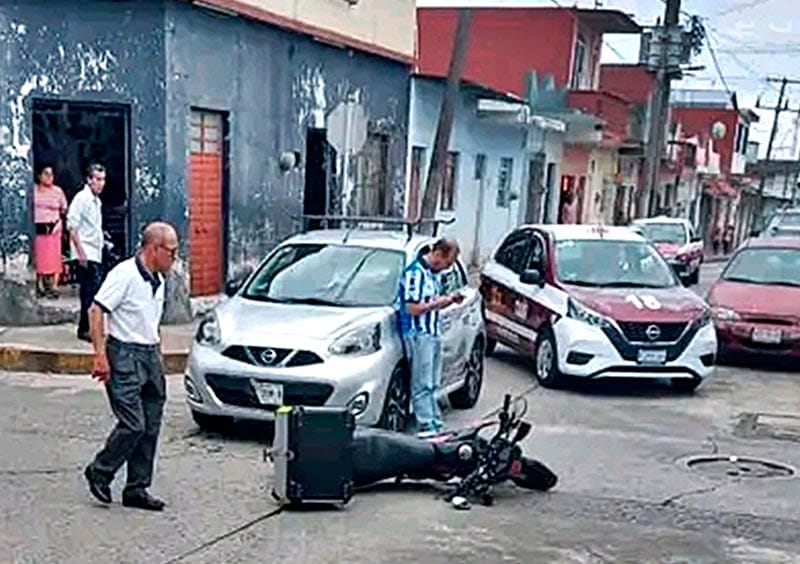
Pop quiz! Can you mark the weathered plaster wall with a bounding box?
[407,77,530,265]
[165,0,410,279]
[0,0,167,278]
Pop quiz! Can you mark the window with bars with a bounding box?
[440,151,458,212]
[190,111,222,154]
[496,157,514,207]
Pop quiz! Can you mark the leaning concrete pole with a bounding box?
[419,8,473,233]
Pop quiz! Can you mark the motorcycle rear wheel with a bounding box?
[511,457,558,491]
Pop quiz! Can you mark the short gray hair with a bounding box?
[432,237,460,256]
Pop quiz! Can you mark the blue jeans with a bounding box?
[404,332,443,432]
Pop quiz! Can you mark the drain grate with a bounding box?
[734,412,800,442]
[686,455,795,479]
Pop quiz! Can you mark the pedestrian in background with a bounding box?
[67,163,106,342]
[83,221,179,512]
[397,237,464,435]
[33,164,67,299]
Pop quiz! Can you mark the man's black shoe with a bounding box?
[122,492,166,512]
[84,466,111,504]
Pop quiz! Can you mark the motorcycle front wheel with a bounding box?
[511,457,558,491]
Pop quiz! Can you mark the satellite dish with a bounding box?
[711,121,727,139]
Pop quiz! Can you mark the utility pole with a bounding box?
[638,0,683,218]
[419,9,472,232]
[754,76,800,228]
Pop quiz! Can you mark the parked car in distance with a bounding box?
[185,220,486,433]
[752,206,800,238]
[631,216,703,286]
[707,236,800,361]
[479,224,716,393]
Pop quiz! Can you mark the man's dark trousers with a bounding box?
[77,261,103,338]
[87,337,166,496]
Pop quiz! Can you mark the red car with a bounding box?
[707,236,800,360]
[631,217,704,286]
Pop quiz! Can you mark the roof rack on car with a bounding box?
[297,214,455,242]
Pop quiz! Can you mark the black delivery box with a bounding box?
[269,405,355,507]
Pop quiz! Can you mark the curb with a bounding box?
[0,345,188,375]
[704,256,730,264]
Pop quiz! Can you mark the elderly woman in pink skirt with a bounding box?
[33,165,68,298]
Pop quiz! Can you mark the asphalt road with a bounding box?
[2,261,800,563]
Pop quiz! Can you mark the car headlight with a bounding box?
[710,306,740,322]
[696,308,712,327]
[329,323,381,356]
[195,312,221,346]
[566,298,613,329]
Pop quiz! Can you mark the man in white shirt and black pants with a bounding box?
[67,163,107,342]
[83,221,179,511]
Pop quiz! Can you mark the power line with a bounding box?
[604,41,627,61]
[701,24,733,96]
[703,26,782,93]
[717,0,773,16]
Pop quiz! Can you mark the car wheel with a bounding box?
[450,338,484,409]
[485,337,497,357]
[191,410,233,433]
[379,364,411,432]
[671,378,701,393]
[534,328,563,389]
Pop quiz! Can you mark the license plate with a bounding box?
[752,328,782,344]
[252,380,284,405]
[637,349,667,365]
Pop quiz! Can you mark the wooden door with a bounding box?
[189,110,224,296]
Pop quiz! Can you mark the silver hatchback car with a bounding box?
[184,224,486,432]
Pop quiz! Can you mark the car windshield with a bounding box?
[721,247,800,286]
[241,244,406,307]
[555,239,679,288]
[636,223,686,245]
[772,211,800,228]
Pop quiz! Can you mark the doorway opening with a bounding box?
[31,98,131,301]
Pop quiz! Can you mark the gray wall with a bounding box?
[165,0,410,278]
[0,0,410,285]
[0,0,166,267]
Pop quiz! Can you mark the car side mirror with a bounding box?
[691,236,702,243]
[224,279,243,297]
[520,268,544,287]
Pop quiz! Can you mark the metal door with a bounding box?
[189,110,224,296]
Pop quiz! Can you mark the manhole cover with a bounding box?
[686,455,795,479]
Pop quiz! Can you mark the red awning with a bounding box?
[705,178,738,198]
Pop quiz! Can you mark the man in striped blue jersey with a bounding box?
[397,238,464,434]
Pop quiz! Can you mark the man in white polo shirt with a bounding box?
[82,221,178,511]
[66,163,106,342]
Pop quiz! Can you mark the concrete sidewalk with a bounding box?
[0,323,194,374]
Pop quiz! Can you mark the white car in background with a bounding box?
[184,219,486,432]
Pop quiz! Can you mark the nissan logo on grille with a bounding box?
[645,325,661,341]
[260,348,278,365]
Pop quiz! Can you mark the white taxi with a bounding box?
[479,224,717,392]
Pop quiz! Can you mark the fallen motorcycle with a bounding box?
[351,393,557,509]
